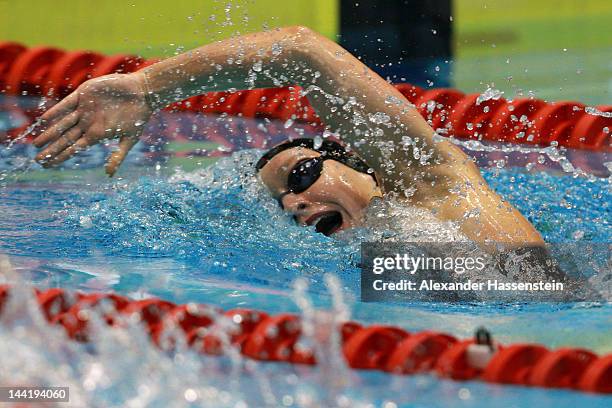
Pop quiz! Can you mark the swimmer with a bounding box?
[32,26,543,247]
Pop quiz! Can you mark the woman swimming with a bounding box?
[32,26,543,248]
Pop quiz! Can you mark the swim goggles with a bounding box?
[277,156,330,207]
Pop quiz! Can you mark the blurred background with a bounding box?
[1,0,610,105]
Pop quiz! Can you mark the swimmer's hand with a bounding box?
[33,73,152,176]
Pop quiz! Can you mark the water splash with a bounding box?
[476,86,504,105]
[585,106,612,118]
[0,117,42,183]
[0,256,383,407]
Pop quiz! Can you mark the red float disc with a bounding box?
[0,42,27,91]
[486,98,547,142]
[447,93,506,139]
[290,346,317,365]
[342,325,409,369]
[223,308,270,346]
[549,121,576,146]
[73,292,130,311]
[567,105,612,151]
[218,91,249,116]
[341,321,363,342]
[435,340,481,380]
[36,288,78,321]
[241,313,301,361]
[239,89,267,118]
[531,101,585,145]
[197,91,227,114]
[256,88,289,120]
[121,298,176,328]
[51,293,128,341]
[529,348,597,389]
[482,344,549,385]
[91,54,143,77]
[413,88,464,130]
[5,47,65,95]
[123,299,177,345]
[188,308,250,355]
[0,42,26,64]
[386,331,457,374]
[579,354,612,393]
[162,303,217,344]
[44,51,104,97]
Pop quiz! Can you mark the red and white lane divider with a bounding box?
[0,285,610,394]
[0,42,610,151]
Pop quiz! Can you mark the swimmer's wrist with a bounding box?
[134,71,164,112]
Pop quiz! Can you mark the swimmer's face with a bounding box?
[258,147,381,235]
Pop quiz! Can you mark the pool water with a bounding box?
[0,106,611,407]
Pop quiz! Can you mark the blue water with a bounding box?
[0,110,611,407]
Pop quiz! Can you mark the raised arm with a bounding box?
[35,26,443,181]
[34,26,543,246]
[132,26,463,193]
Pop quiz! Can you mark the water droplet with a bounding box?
[585,106,612,118]
[271,43,283,56]
[184,388,198,402]
[79,216,93,228]
[458,388,471,400]
[476,86,504,105]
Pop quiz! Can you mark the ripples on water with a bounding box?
[1,148,611,407]
[67,149,611,278]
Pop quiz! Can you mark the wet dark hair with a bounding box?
[255,138,378,185]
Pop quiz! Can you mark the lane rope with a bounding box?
[0,42,609,151]
[1,285,610,394]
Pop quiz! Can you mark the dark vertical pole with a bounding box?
[339,0,453,87]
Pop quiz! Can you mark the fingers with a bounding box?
[35,126,82,164]
[105,136,138,177]
[32,110,80,148]
[39,91,79,125]
[43,137,96,167]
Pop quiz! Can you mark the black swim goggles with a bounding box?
[276,156,329,207]
[256,138,379,208]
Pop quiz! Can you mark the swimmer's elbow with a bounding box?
[281,26,333,58]
[282,25,318,39]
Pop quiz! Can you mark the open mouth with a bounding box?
[308,211,344,236]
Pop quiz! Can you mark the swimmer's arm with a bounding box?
[36,26,543,246]
[136,26,451,179]
[37,25,453,180]
[138,26,543,246]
